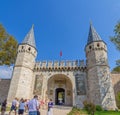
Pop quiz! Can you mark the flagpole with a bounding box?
[60,51,62,64]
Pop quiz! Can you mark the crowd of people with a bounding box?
[0,95,53,115]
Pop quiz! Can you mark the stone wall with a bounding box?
[0,79,11,103]
[111,73,120,95]
[7,44,37,103]
[33,69,87,107]
[0,72,119,106]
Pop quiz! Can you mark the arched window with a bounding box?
[89,45,92,49]
[97,43,100,47]
[28,47,31,51]
[22,46,24,49]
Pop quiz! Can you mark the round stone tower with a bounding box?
[85,23,117,110]
[7,25,37,102]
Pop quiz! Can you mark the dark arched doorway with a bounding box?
[55,88,65,105]
[47,74,73,106]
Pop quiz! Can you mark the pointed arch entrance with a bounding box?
[47,74,73,106]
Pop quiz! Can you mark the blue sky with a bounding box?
[0,0,120,78]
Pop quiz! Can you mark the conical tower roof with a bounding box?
[22,25,36,48]
[87,23,102,45]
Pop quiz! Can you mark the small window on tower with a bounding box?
[22,46,24,49]
[97,43,100,47]
[28,47,31,51]
[89,46,92,49]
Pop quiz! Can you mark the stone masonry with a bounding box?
[0,23,118,110]
[0,79,11,103]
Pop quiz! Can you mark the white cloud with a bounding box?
[0,66,13,79]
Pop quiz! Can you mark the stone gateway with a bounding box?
[3,24,118,109]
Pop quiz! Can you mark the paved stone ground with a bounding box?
[41,106,72,115]
[1,106,72,115]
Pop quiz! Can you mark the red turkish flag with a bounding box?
[60,51,62,57]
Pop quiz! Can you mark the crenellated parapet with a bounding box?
[34,60,86,71]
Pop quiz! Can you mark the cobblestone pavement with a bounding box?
[1,106,72,115]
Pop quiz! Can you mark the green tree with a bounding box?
[116,91,120,109]
[110,22,120,72]
[0,24,18,65]
[112,66,120,72]
[83,101,96,115]
[110,22,120,51]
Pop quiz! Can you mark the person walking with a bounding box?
[1,99,7,115]
[24,99,29,113]
[18,98,25,115]
[9,98,18,115]
[27,95,40,115]
[47,99,53,115]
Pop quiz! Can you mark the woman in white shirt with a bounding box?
[18,98,25,115]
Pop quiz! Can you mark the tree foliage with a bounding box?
[83,101,96,115]
[96,105,103,111]
[0,24,18,65]
[110,22,120,71]
[110,22,120,51]
[112,66,120,73]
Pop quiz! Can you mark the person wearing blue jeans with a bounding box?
[27,95,40,115]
